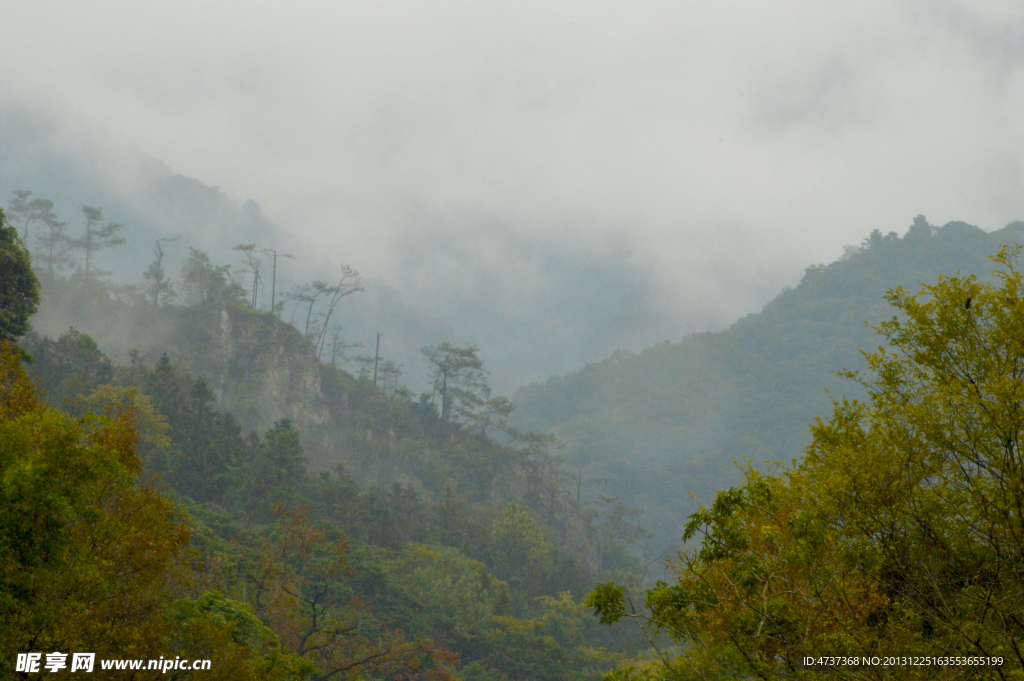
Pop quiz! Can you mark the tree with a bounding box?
[79,383,176,474]
[489,504,555,596]
[7,189,37,239]
[288,265,364,359]
[0,341,305,678]
[143,236,180,307]
[73,205,125,273]
[244,419,309,518]
[0,208,39,342]
[245,507,458,681]
[313,265,363,360]
[180,248,246,306]
[234,243,264,308]
[20,328,113,405]
[290,280,333,337]
[475,394,515,439]
[7,190,62,245]
[905,213,934,242]
[142,355,247,504]
[377,359,405,398]
[588,247,1024,679]
[421,343,488,423]
[472,592,625,681]
[0,339,190,658]
[326,324,361,368]
[258,247,295,316]
[34,209,73,277]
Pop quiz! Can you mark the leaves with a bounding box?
[0,340,191,657]
[591,247,1024,679]
[0,208,39,342]
[585,583,628,626]
[421,343,488,423]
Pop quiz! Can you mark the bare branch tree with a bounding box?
[314,265,364,360]
[143,236,180,307]
[256,247,294,316]
[296,281,332,337]
[327,324,362,367]
[377,359,404,398]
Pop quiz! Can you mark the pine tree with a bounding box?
[73,205,125,273]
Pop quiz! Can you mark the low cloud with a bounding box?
[3,1,1024,389]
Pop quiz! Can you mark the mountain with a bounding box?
[511,217,1024,550]
[0,107,459,390]
[19,266,651,679]
[1,105,789,397]
[0,106,281,277]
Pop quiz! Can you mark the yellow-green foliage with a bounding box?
[0,341,306,679]
[589,248,1024,679]
[472,592,626,681]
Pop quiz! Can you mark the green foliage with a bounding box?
[243,419,309,518]
[468,593,625,681]
[590,247,1024,679]
[181,247,246,306]
[514,218,1024,549]
[139,355,247,501]
[18,229,649,679]
[585,583,628,626]
[490,504,555,596]
[422,342,488,423]
[166,591,313,680]
[0,208,39,342]
[46,336,638,678]
[350,542,511,663]
[0,340,333,679]
[21,327,113,405]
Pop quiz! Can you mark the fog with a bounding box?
[3,1,1024,390]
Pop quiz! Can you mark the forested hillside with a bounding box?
[589,245,1024,678]
[512,217,1024,549]
[8,190,1024,678]
[1,204,648,680]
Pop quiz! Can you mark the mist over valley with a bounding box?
[4,3,1024,678]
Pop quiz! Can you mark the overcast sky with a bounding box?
[3,1,1024,386]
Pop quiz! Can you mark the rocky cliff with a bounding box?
[177,305,331,432]
[33,277,332,435]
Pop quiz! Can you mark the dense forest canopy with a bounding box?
[6,5,1024,678]
[0,203,648,680]
[4,192,1024,679]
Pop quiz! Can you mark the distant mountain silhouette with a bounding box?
[512,218,1024,552]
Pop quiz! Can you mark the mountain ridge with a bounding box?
[511,217,1024,549]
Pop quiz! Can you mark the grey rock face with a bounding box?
[183,306,331,433]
